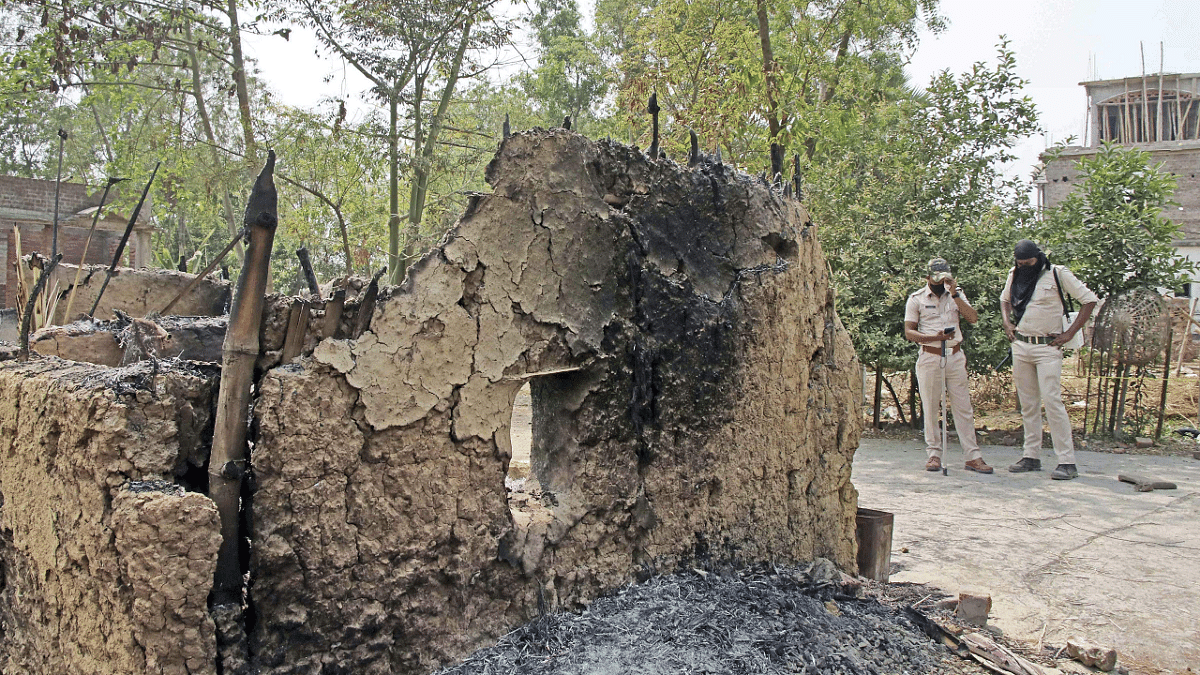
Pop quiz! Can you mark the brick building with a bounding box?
[1,175,153,308]
[1038,73,1200,291]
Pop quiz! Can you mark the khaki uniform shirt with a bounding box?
[1001,265,1098,337]
[904,286,969,349]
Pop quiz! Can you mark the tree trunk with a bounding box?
[404,21,473,275]
[754,0,781,143]
[226,0,258,173]
[186,16,243,261]
[210,152,277,605]
[387,92,402,285]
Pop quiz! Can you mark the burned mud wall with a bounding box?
[249,130,862,673]
[0,359,222,675]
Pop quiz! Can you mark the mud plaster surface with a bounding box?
[251,130,862,674]
[0,359,222,675]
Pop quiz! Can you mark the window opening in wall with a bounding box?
[507,381,533,487]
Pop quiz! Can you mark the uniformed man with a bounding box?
[904,258,992,473]
[1001,239,1098,480]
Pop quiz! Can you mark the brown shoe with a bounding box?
[925,456,942,472]
[964,458,994,474]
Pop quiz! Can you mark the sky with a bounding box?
[244,0,1200,179]
[905,0,1200,177]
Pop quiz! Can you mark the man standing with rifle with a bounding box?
[904,258,992,473]
[1001,240,1098,480]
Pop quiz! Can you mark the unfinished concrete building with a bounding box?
[1039,73,1200,279]
[0,130,863,674]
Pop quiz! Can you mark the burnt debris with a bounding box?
[435,563,987,675]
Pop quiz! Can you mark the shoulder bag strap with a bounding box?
[1052,267,1073,316]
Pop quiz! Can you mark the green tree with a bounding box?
[1040,142,1195,299]
[518,0,612,132]
[816,42,1040,422]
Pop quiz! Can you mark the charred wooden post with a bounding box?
[648,92,660,160]
[280,299,310,364]
[688,129,699,167]
[502,113,511,139]
[89,162,160,318]
[51,129,67,259]
[210,150,278,606]
[793,154,803,202]
[296,247,321,298]
[323,288,346,339]
[18,253,63,361]
[352,266,387,338]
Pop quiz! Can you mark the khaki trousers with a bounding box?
[915,349,981,461]
[1012,341,1076,465]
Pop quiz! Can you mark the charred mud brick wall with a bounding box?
[0,358,222,674]
[250,130,861,674]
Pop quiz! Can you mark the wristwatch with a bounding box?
[951,292,961,299]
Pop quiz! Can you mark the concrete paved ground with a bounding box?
[853,438,1200,674]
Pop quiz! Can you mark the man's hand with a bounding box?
[945,276,958,296]
[1003,323,1016,342]
[1049,331,1072,348]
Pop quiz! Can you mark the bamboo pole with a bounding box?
[89,162,160,318]
[63,177,125,322]
[159,229,245,316]
[1176,75,1185,140]
[210,150,277,606]
[1141,44,1149,143]
[1156,323,1173,441]
[1123,81,1132,143]
[51,129,66,259]
[296,247,321,298]
[1157,43,1164,142]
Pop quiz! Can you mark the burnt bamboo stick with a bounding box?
[210,150,278,606]
[352,266,387,338]
[51,129,66,259]
[159,229,245,316]
[89,162,160,318]
[18,253,62,360]
[63,177,125,322]
[280,299,310,364]
[296,247,321,298]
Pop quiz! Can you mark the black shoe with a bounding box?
[1051,464,1078,480]
[1008,457,1042,473]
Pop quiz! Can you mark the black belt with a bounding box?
[1015,334,1055,345]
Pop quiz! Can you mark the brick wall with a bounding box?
[1041,141,1200,245]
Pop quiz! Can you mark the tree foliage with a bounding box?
[817,42,1041,374]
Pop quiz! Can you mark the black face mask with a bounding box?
[930,283,946,296]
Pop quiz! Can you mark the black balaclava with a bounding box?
[1010,239,1049,326]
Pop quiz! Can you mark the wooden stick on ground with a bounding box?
[210,150,277,606]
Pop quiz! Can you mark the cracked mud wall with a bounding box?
[0,359,222,675]
[250,130,862,674]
